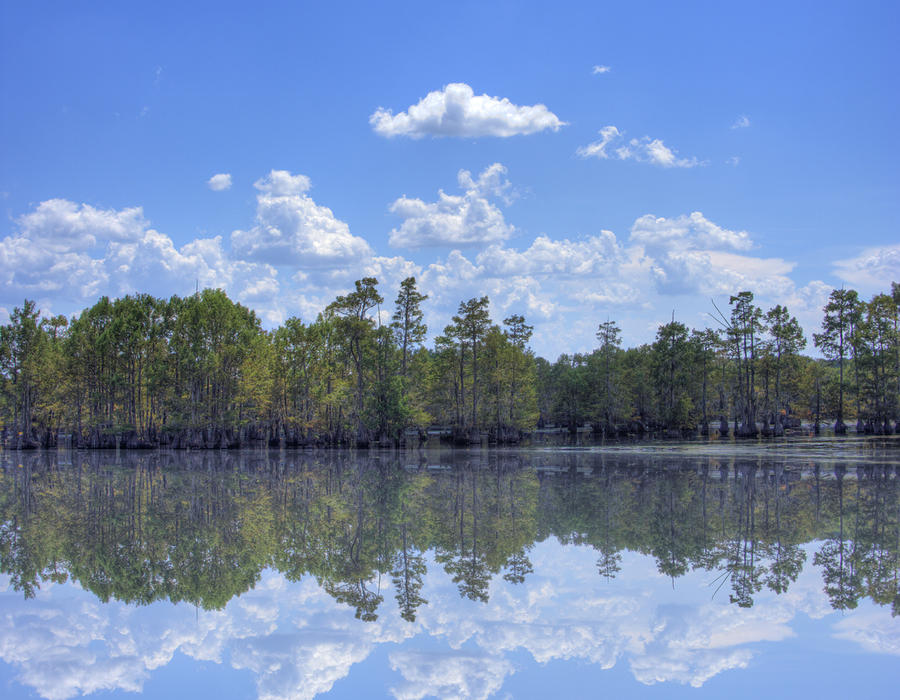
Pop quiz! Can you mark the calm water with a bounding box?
[1,439,899,699]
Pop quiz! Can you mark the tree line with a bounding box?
[0,278,898,448]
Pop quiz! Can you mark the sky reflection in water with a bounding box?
[1,444,899,699]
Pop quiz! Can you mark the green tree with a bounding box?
[0,300,50,446]
[814,288,861,433]
[502,314,537,432]
[651,320,693,430]
[764,304,806,435]
[327,277,384,442]
[855,292,899,432]
[450,297,491,430]
[595,319,622,433]
[391,277,428,379]
[690,329,719,434]
[723,291,764,437]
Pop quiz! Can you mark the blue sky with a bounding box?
[1,1,898,357]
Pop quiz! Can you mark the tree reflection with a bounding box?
[0,449,898,620]
[813,467,861,609]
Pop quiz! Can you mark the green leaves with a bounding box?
[2,278,897,446]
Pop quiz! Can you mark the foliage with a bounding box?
[1,280,898,445]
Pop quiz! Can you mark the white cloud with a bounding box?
[630,212,753,253]
[578,126,702,168]
[628,212,797,296]
[370,83,565,139]
[630,648,754,688]
[833,612,900,656]
[409,230,650,352]
[2,540,896,699]
[231,169,373,267]
[0,239,108,300]
[640,138,699,168]
[781,279,834,346]
[576,126,622,160]
[0,182,401,333]
[0,199,145,301]
[107,232,280,305]
[727,156,741,166]
[230,630,373,700]
[409,541,893,691]
[207,173,232,191]
[0,572,415,700]
[476,231,625,278]
[833,244,900,290]
[731,115,751,129]
[592,65,611,74]
[363,255,423,299]
[254,169,311,196]
[0,197,280,315]
[389,163,515,248]
[0,180,865,358]
[16,198,147,251]
[389,651,513,700]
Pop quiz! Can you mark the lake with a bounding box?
[1,438,899,699]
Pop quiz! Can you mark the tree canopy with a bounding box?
[1,279,898,448]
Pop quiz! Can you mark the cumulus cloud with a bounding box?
[832,244,900,290]
[0,178,398,334]
[0,579,212,699]
[16,198,147,251]
[780,279,835,345]
[0,178,862,357]
[422,232,641,313]
[389,163,515,248]
[630,212,753,253]
[389,651,513,700]
[0,572,414,700]
[578,126,702,168]
[207,173,232,191]
[231,169,373,267]
[403,229,650,354]
[833,612,900,656]
[2,540,896,699]
[403,208,831,353]
[410,540,894,690]
[230,630,373,700]
[0,200,141,301]
[630,648,754,687]
[626,212,798,296]
[0,197,280,316]
[731,115,751,129]
[476,230,625,278]
[592,65,611,74]
[370,83,565,139]
[0,239,108,301]
[108,232,280,308]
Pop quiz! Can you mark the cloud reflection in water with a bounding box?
[2,540,898,700]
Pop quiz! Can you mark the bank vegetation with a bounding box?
[1,278,898,448]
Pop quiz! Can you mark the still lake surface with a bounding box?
[1,438,899,699]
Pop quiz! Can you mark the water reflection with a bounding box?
[0,447,899,698]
